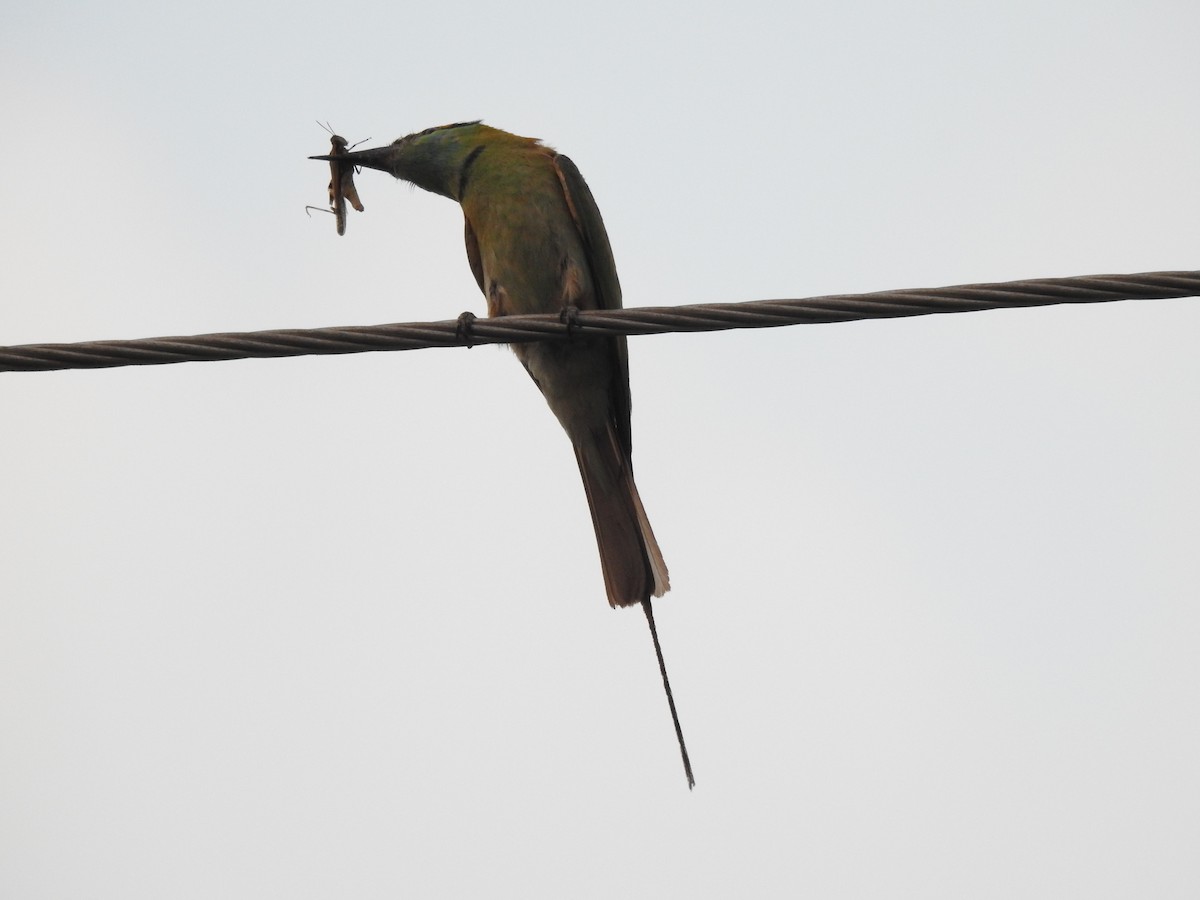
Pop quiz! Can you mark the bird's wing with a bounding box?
[552,155,622,312]
[553,153,633,456]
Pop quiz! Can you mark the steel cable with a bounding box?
[2,270,1196,373]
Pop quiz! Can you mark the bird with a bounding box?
[311,122,693,787]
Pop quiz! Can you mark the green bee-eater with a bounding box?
[312,122,693,787]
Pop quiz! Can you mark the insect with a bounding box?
[306,122,366,236]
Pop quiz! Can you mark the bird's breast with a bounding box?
[462,158,595,317]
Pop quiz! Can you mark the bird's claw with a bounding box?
[559,304,581,339]
[455,311,478,347]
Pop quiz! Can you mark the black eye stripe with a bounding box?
[457,145,486,199]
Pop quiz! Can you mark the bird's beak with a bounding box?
[308,145,396,174]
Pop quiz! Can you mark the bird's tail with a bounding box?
[573,425,669,608]
[575,426,692,786]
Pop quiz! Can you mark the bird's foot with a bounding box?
[559,304,581,339]
[455,311,478,348]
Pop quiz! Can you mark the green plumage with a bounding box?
[322,123,691,786]
[341,122,666,606]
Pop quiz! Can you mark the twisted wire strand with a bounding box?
[2,270,1196,373]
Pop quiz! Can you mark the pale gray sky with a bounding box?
[2,0,1199,896]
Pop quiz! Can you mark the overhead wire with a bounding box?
[2,270,1196,373]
